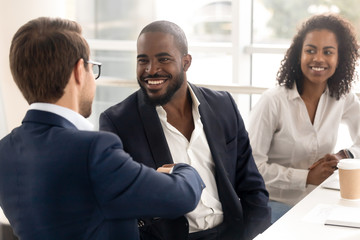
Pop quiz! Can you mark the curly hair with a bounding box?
[277,14,359,100]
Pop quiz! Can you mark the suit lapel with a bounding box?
[189,83,228,170]
[190,84,244,222]
[137,90,173,168]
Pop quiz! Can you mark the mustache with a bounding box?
[141,73,171,81]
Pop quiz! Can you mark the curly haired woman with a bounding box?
[248,14,360,223]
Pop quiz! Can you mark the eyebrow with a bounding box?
[155,52,172,57]
[137,54,147,59]
[305,44,337,49]
[137,52,172,59]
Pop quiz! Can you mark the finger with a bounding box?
[324,159,339,167]
[161,164,175,168]
[323,154,337,161]
[157,167,170,173]
[309,159,325,170]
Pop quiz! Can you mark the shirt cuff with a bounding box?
[289,168,309,190]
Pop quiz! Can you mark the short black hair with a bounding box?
[138,20,188,55]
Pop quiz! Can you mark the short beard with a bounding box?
[138,71,184,106]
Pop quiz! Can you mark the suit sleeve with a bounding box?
[227,93,271,239]
[87,132,205,219]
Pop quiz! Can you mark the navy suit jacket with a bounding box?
[100,83,271,240]
[0,109,204,240]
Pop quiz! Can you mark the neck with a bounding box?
[54,80,80,114]
[162,82,194,141]
[301,81,327,102]
[162,81,191,117]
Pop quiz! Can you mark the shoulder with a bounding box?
[193,84,230,98]
[250,86,290,123]
[100,91,142,129]
[258,86,289,106]
[262,85,287,99]
[338,91,360,110]
[343,91,359,102]
[0,126,123,162]
[190,84,233,107]
[66,129,122,149]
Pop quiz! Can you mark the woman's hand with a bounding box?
[306,154,339,185]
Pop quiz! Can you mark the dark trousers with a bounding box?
[188,223,227,240]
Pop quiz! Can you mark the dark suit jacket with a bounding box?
[100,83,271,240]
[0,109,204,240]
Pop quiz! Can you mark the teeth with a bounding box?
[147,80,164,85]
[312,67,325,71]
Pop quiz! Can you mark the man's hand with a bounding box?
[157,164,176,174]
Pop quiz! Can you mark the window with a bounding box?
[74,0,358,149]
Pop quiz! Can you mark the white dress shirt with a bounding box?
[248,84,360,205]
[29,103,94,131]
[156,85,223,233]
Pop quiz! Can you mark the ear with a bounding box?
[182,54,192,72]
[74,58,86,86]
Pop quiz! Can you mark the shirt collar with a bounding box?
[29,103,94,131]
[287,82,329,100]
[156,83,201,119]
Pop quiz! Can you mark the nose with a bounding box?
[145,61,160,75]
[313,52,325,62]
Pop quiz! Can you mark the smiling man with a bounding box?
[100,20,270,240]
[0,17,205,240]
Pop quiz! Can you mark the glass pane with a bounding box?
[251,53,284,88]
[92,50,136,81]
[76,0,155,40]
[77,0,233,43]
[253,0,360,44]
[155,0,232,42]
[188,52,232,85]
[76,0,233,84]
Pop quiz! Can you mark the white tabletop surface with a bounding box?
[254,172,360,240]
[0,207,9,225]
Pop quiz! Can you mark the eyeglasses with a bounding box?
[87,60,102,80]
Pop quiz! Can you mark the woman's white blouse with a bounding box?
[248,84,360,205]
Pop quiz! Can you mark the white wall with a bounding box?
[0,0,71,135]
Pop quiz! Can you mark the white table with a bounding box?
[0,208,9,225]
[255,172,360,240]
[0,207,17,240]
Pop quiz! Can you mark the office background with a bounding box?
[1,0,358,149]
